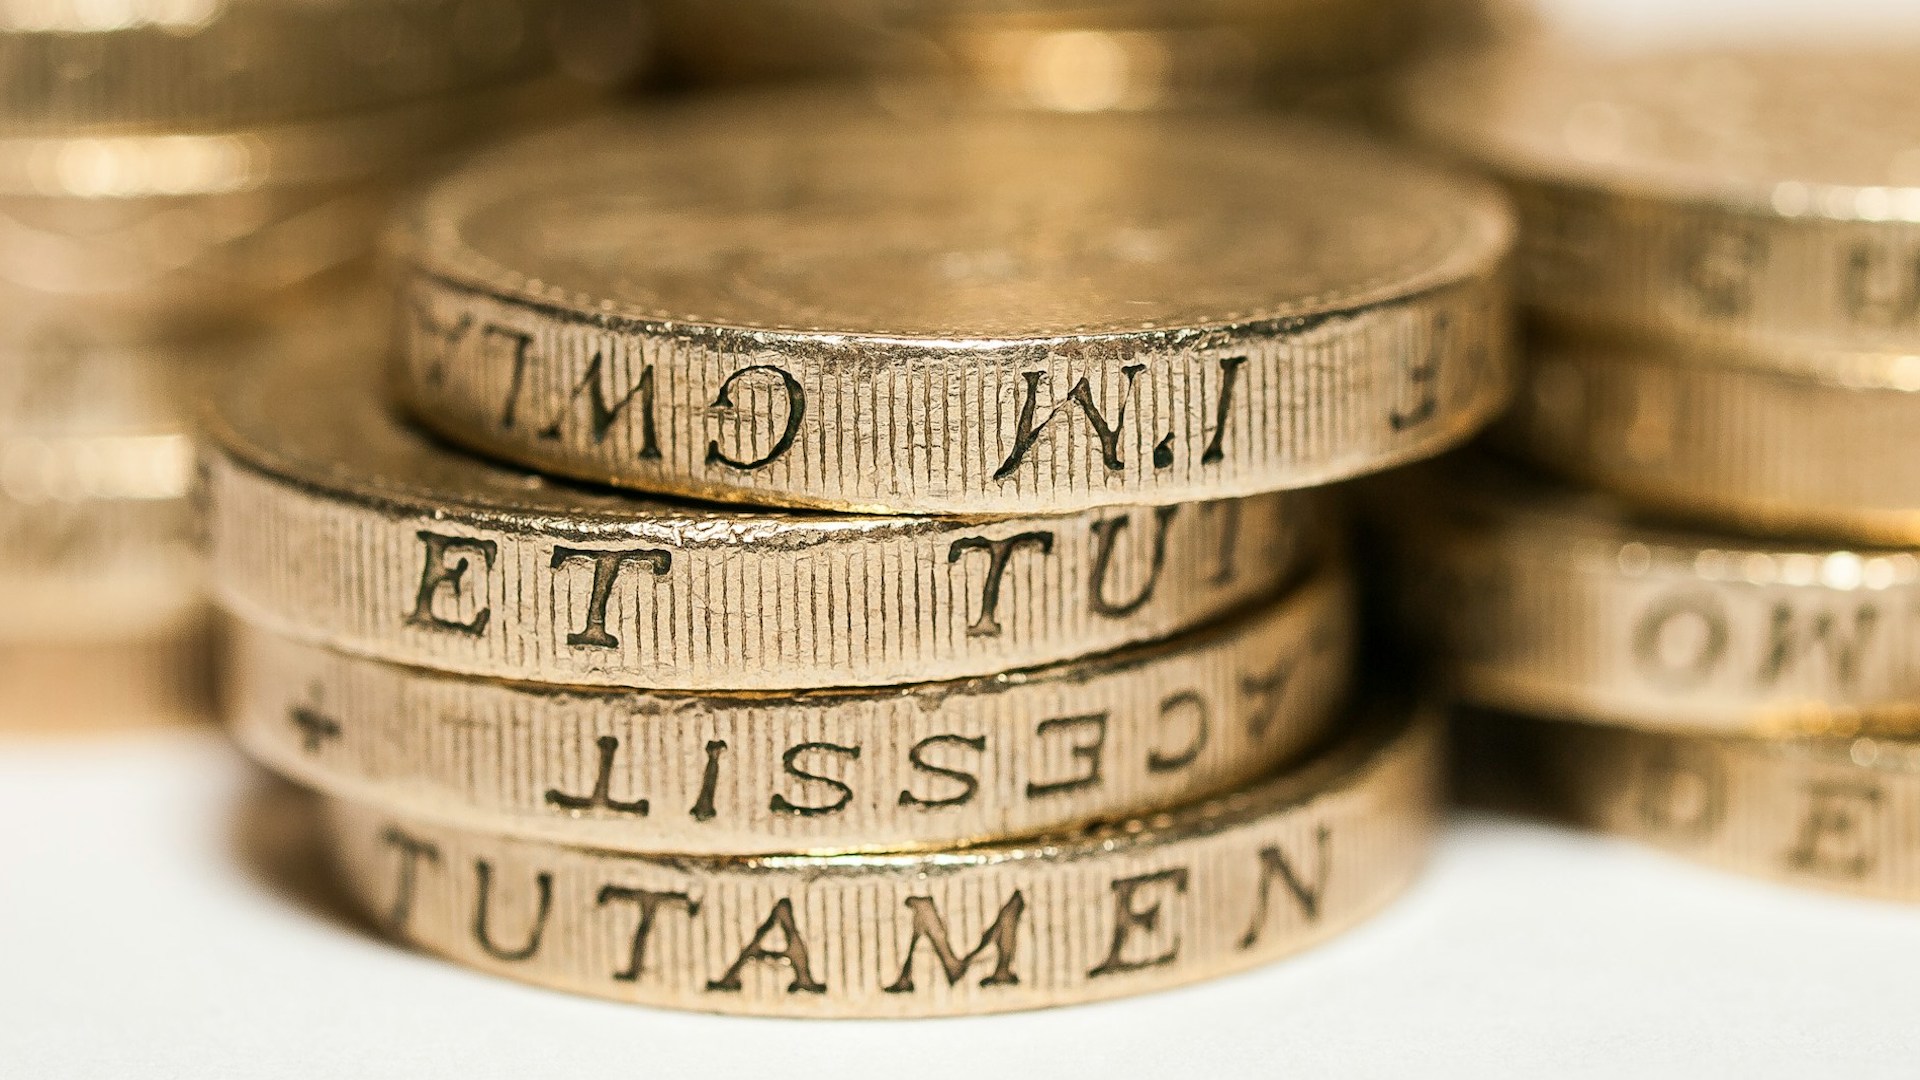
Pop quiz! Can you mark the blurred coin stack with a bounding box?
[203,96,1515,1014]
[1389,43,1920,902]
[648,0,1438,114]
[0,0,599,727]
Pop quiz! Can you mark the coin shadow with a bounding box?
[226,768,384,943]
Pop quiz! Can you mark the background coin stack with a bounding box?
[0,0,608,728]
[1384,42,1920,902]
[202,96,1516,1015]
[647,0,1457,115]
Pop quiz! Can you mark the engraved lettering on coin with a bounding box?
[770,742,863,817]
[1784,781,1883,880]
[600,887,700,983]
[1630,750,1726,841]
[540,353,662,459]
[379,827,440,934]
[947,531,1055,638]
[1087,507,1176,619]
[1025,714,1109,799]
[882,894,1026,995]
[1671,223,1768,320]
[1841,241,1920,330]
[549,546,672,650]
[545,736,651,817]
[407,531,497,637]
[1760,603,1878,691]
[1240,826,1333,949]
[472,861,552,963]
[1631,590,1730,691]
[1389,313,1446,432]
[1089,868,1190,979]
[706,364,805,473]
[1146,691,1210,775]
[707,899,825,994]
[899,735,985,810]
[994,365,1144,481]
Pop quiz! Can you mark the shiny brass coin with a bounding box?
[0,279,388,641]
[1405,44,1920,360]
[322,700,1437,1017]
[204,354,1325,691]
[1374,456,1920,736]
[229,564,1351,855]
[653,0,1411,111]
[1468,711,1920,904]
[0,0,555,132]
[394,103,1514,515]
[1503,335,1920,544]
[0,77,582,340]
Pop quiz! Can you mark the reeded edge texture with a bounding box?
[321,701,1439,1017]
[396,270,1515,514]
[1465,711,1920,903]
[1403,46,1920,359]
[202,362,1324,689]
[1501,338,1920,545]
[226,568,1353,855]
[1376,459,1920,735]
[1508,182,1920,363]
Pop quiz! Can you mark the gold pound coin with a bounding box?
[322,700,1438,1017]
[0,434,198,641]
[393,103,1515,515]
[228,563,1352,855]
[1405,44,1920,360]
[0,280,387,641]
[0,0,555,132]
[1503,335,1920,544]
[1375,456,1920,736]
[652,0,1412,111]
[0,77,584,340]
[203,355,1325,691]
[1468,711,1920,904]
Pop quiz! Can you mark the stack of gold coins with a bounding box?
[203,99,1516,1014]
[647,0,1429,113]
[0,0,598,727]
[1389,43,1920,902]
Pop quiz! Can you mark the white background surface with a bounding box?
[10,2,1920,1076]
[6,732,1920,1079]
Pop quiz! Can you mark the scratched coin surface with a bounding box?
[1501,334,1920,544]
[1372,457,1920,736]
[228,563,1351,855]
[203,355,1320,691]
[1464,711,1920,904]
[0,0,555,132]
[396,102,1514,513]
[323,701,1437,1017]
[1404,44,1920,359]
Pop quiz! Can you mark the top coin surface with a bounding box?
[1405,44,1920,357]
[0,0,553,132]
[396,102,1514,514]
